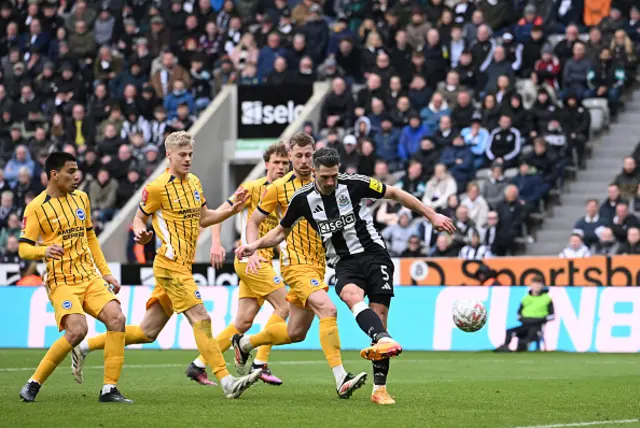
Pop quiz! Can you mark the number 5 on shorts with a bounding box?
[380,265,389,281]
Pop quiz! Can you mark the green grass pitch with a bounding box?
[1,350,639,428]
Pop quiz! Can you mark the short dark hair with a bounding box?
[263,142,289,163]
[312,147,341,169]
[531,274,544,284]
[44,151,76,179]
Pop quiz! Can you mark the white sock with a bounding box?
[253,359,266,366]
[373,384,385,392]
[28,377,40,385]
[378,337,395,343]
[220,375,234,389]
[193,357,206,369]
[351,301,369,318]
[332,365,347,388]
[79,339,90,355]
[101,384,116,394]
[239,336,253,353]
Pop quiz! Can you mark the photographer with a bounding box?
[494,275,554,352]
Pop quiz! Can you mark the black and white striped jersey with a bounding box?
[280,174,388,267]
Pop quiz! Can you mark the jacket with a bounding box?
[587,60,625,90]
[4,150,35,186]
[441,144,474,187]
[574,215,607,247]
[422,175,458,210]
[461,126,490,158]
[151,65,192,99]
[88,178,118,211]
[486,127,522,162]
[373,129,401,165]
[562,57,592,90]
[511,173,550,204]
[399,124,429,161]
[419,100,451,136]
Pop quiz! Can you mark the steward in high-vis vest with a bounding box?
[494,275,555,352]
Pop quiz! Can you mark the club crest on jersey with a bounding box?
[310,279,320,287]
[194,290,201,300]
[338,195,350,207]
[75,208,86,221]
[62,300,72,310]
[194,190,201,202]
[274,276,281,284]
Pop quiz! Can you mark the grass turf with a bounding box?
[0,350,639,428]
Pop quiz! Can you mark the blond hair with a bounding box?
[164,131,195,151]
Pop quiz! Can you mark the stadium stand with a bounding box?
[0,0,638,263]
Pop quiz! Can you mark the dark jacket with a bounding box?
[441,144,474,187]
[511,173,549,205]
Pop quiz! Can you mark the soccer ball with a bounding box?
[452,299,487,332]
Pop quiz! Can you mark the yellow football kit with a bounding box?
[19,190,117,330]
[139,169,206,315]
[257,172,326,308]
[230,176,284,304]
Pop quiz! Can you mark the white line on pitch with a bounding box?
[514,418,640,428]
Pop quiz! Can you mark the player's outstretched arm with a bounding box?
[246,208,269,244]
[200,187,249,228]
[235,224,291,259]
[384,186,456,234]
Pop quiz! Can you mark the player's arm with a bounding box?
[84,195,120,291]
[18,204,63,260]
[210,183,253,267]
[383,185,456,234]
[247,182,279,244]
[236,224,292,259]
[199,187,249,228]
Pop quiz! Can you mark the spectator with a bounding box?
[521,26,545,77]
[575,199,608,247]
[301,4,329,66]
[441,134,474,190]
[230,33,260,73]
[461,111,490,169]
[420,92,451,135]
[429,232,458,257]
[561,42,592,99]
[433,115,456,149]
[481,93,501,130]
[108,143,138,181]
[501,93,532,140]
[483,46,514,94]
[88,168,118,222]
[396,159,427,200]
[335,37,363,83]
[543,119,569,169]
[408,75,433,112]
[481,210,507,254]
[357,139,376,176]
[592,227,620,255]
[613,156,640,201]
[451,90,475,130]
[381,208,418,256]
[189,54,213,112]
[436,71,465,109]
[461,181,490,227]
[151,51,191,99]
[610,28,637,83]
[412,137,439,179]
[470,24,496,73]
[423,29,448,87]
[451,205,477,251]
[531,88,559,139]
[586,47,625,117]
[449,25,467,69]
[341,135,359,169]
[406,8,431,49]
[1,234,19,262]
[164,79,195,120]
[459,228,491,259]
[486,115,522,170]
[401,234,425,257]
[357,73,385,114]
[0,190,15,230]
[534,44,561,90]
[495,276,554,352]
[611,201,640,242]
[454,49,483,94]
[600,183,626,222]
[497,184,524,243]
[586,27,607,63]
[267,56,290,85]
[257,32,286,80]
[512,161,549,230]
[115,169,143,209]
[483,162,509,208]
[0,212,20,249]
[564,93,591,168]
[399,113,428,163]
[68,20,97,61]
[617,227,640,254]
[422,163,457,210]
[320,77,355,129]
[65,103,96,152]
[560,232,592,258]
[440,193,460,219]
[4,145,35,186]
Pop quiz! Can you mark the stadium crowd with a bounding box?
[0,0,638,264]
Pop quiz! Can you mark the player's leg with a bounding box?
[20,312,87,402]
[187,297,260,386]
[369,298,395,405]
[94,299,132,403]
[183,302,262,398]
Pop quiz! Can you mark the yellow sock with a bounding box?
[103,331,125,385]
[319,317,342,369]
[88,325,152,351]
[216,323,240,353]
[249,318,291,348]
[255,314,285,363]
[193,320,230,381]
[32,336,73,384]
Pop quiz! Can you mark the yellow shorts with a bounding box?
[146,265,202,316]
[48,276,119,331]
[281,265,327,309]
[235,259,284,306]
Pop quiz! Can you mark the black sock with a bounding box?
[373,358,390,386]
[355,308,390,342]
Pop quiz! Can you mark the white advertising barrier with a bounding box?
[1,286,639,352]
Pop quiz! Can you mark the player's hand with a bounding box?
[230,187,249,214]
[245,252,267,274]
[44,244,64,260]
[235,243,256,260]
[431,213,456,234]
[210,242,226,269]
[134,227,153,245]
[103,274,121,294]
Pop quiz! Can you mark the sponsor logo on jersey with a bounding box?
[75,208,86,221]
[194,290,201,300]
[369,178,383,194]
[317,213,356,234]
[62,300,72,310]
[310,279,320,287]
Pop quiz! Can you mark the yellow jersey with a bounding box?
[139,169,206,269]
[19,190,100,288]
[230,176,278,261]
[257,172,325,269]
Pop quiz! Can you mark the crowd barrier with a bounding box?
[2,255,640,287]
[1,286,638,352]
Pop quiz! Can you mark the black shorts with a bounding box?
[334,245,394,306]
